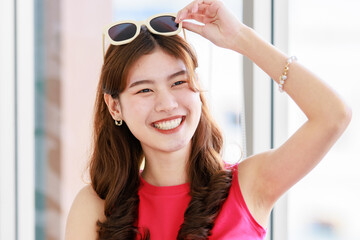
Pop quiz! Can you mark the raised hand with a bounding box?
[176,0,248,52]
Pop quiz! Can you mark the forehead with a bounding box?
[127,49,187,84]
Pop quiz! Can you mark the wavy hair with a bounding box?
[90,29,233,239]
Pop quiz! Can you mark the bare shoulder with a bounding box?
[237,151,273,228]
[65,185,105,240]
[237,151,271,185]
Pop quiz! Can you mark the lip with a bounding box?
[152,115,184,124]
[152,115,185,134]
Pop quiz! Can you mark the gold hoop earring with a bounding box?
[115,119,123,126]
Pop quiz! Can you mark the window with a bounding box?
[288,1,360,239]
[7,1,353,239]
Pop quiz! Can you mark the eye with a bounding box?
[136,88,152,94]
[172,80,187,87]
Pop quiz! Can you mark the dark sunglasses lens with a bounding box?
[150,16,179,33]
[108,23,137,41]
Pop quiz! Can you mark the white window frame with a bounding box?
[243,0,289,239]
[0,0,16,239]
[17,0,35,239]
[0,0,35,239]
[271,1,290,239]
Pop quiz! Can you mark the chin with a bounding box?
[163,141,189,153]
[151,138,191,154]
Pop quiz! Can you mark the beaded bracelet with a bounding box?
[278,56,297,93]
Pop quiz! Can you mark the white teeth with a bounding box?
[154,117,182,130]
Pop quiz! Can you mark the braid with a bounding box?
[177,170,233,239]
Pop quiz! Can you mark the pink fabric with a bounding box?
[137,164,267,239]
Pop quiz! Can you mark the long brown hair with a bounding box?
[90,29,233,239]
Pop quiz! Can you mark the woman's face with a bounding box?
[119,48,202,155]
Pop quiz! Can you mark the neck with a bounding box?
[141,143,191,187]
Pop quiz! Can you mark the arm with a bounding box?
[236,27,351,203]
[65,185,105,240]
[177,0,352,226]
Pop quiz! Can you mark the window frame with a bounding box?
[16,0,35,239]
[0,0,17,239]
[0,0,35,239]
[243,0,289,239]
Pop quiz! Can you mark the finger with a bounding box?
[182,21,205,37]
[207,0,223,16]
[176,1,197,22]
[193,0,217,5]
[176,8,189,23]
[199,0,216,3]
[176,5,213,24]
[186,13,214,24]
[197,4,210,15]
[176,0,211,22]
[191,0,200,13]
[198,3,217,19]
[189,2,219,21]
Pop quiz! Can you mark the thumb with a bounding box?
[182,21,205,37]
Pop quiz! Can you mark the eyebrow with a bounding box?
[128,70,187,88]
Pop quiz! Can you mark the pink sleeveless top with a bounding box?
[137,164,267,239]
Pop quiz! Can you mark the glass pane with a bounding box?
[34,0,112,239]
[34,0,61,238]
[288,1,360,240]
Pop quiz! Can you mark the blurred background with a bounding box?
[0,0,359,240]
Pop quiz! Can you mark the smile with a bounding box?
[153,117,183,130]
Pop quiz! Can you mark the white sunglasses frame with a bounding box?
[102,13,184,57]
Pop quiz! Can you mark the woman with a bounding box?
[65,0,351,239]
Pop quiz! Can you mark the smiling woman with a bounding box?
[85,29,232,239]
[65,1,351,239]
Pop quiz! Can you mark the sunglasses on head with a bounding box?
[102,13,184,57]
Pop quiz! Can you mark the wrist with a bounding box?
[233,26,261,58]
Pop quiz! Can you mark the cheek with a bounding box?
[120,97,152,122]
[183,92,202,116]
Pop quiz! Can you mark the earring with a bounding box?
[114,119,123,126]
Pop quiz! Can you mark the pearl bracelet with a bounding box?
[278,56,297,93]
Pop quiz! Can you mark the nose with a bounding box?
[154,90,178,113]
